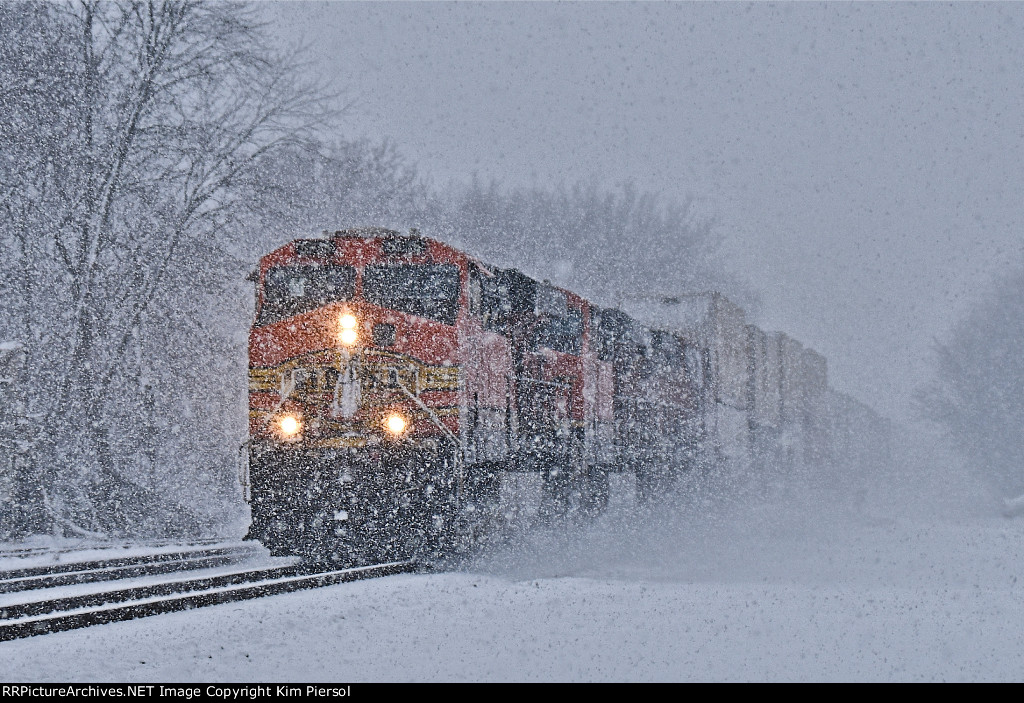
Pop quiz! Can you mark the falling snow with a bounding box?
[2,1,1024,683]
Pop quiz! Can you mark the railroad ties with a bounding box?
[0,544,416,642]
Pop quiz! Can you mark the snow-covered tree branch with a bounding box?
[0,1,330,538]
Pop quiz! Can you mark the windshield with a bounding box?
[363,264,460,325]
[257,264,356,326]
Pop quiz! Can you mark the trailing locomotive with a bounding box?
[244,228,890,564]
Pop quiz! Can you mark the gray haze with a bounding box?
[267,1,1024,420]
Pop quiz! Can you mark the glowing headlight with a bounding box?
[339,313,359,346]
[384,413,409,436]
[276,414,302,440]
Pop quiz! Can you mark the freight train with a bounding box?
[243,228,891,564]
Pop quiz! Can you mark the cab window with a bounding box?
[363,264,461,325]
[257,265,356,326]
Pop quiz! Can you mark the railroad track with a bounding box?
[0,544,262,594]
[0,560,417,642]
[0,537,225,561]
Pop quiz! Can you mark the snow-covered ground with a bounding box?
[3,472,1023,682]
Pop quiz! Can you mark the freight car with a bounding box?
[243,228,889,564]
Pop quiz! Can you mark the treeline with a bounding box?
[0,1,724,541]
[916,264,1024,503]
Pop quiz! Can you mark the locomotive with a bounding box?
[244,227,890,564]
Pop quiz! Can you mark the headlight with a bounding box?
[339,313,358,346]
[384,412,410,436]
[274,413,302,441]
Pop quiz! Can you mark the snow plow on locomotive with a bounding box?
[243,228,891,564]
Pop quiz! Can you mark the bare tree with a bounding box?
[242,138,429,249]
[427,179,740,311]
[1,1,328,537]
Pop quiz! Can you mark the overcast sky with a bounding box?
[267,2,1024,420]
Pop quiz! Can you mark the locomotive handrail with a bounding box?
[388,372,467,506]
[237,439,251,503]
[390,374,461,451]
[513,374,572,390]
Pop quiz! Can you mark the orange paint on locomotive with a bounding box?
[248,233,471,449]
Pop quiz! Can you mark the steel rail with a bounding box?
[0,560,415,642]
[0,563,301,620]
[0,546,260,594]
[0,543,249,579]
[0,537,225,561]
